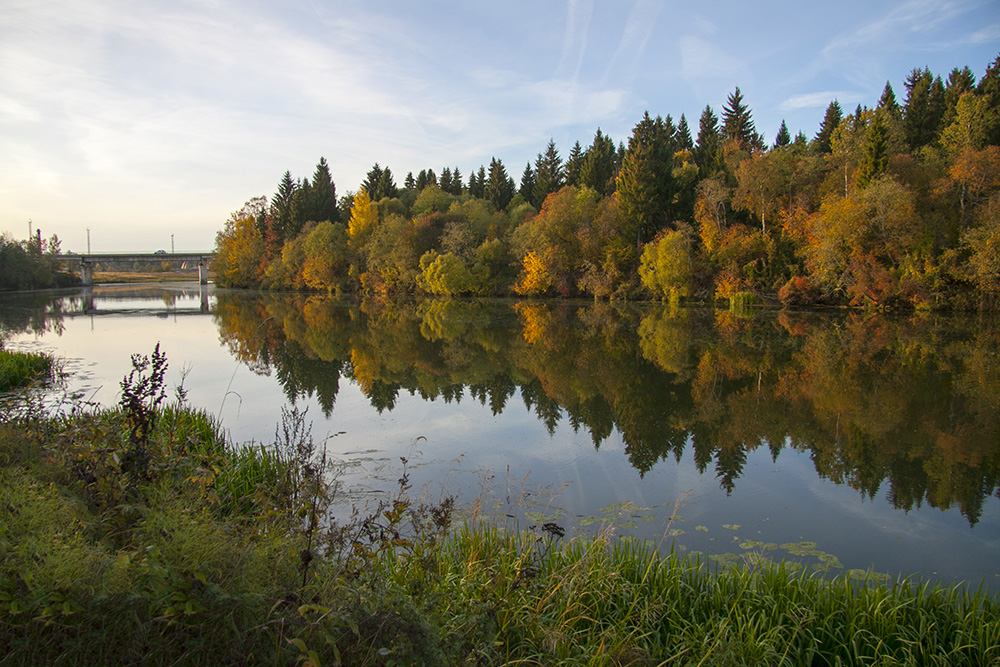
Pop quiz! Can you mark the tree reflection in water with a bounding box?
[211,295,1000,525]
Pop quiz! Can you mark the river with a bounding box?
[2,283,998,591]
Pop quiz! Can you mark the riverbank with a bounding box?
[1,350,997,666]
[0,347,53,392]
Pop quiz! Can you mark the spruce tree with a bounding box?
[676,114,694,151]
[878,82,900,117]
[617,112,675,245]
[270,171,298,244]
[485,158,515,211]
[904,67,946,150]
[579,128,617,195]
[519,163,536,202]
[532,139,564,207]
[695,105,722,178]
[774,120,791,148]
[857,112,890,189]
[307,158,338,224]
[565,140,584,186]
[977,55,1000,146]
[814,100,842,154]
[944,66,977,128]
[721,87,760,151]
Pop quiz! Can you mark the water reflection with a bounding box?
[206,294,1000,526]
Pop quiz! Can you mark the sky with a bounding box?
[1,0,998,253]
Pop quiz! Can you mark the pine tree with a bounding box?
[695,105,723,178]
[309,157,339,224]
[579,128,617,195]
[814,100,843,154]
[904,67,946,150]
[944,66,977,129]
[450,167,463,195]
[270,170,298,244]
[774,120,791,148]
[977,55,1000,146]
[617,112,675,245]
[532,139,564,207]
[565,140,584,186]
[857,113,890,188]
[676,114,694,151]
[878,81,900,115]
[721,87,760,151]
[485,158,514,211]
[376,167,398,200]
[519,163,536,202]
[404,172,416,189]
[363,163,384,200]
[439,167,453,194]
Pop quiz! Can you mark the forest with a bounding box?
[214,56,1000,310]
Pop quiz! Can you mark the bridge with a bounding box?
[61,253,215,286]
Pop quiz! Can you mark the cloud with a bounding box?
[779,91,864,111]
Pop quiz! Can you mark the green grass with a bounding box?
[0,348,53,392]
[0,351,997,665]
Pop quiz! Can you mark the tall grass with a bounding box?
[0,348,52,392]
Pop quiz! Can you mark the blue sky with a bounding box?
[1,0,998,252]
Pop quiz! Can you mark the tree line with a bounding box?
[214,56,1000,309]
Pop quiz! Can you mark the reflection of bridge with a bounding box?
[61,253,215,285]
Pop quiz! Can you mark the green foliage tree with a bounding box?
[774,120,791,148]
[695,105,724,178]
[308,157,339,223]
[302,221,350,293]
[904,67,946,150]
[639,226,694,303]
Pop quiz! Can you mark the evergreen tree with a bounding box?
[363,163,384,200]
[814,100,843,154]
[695,105,723,178]
[376,167,398,200]
[617,112,675,245]
[439,167,453,194]
[676,114,694,151]
[404,172,416,189]
[857,112,890,188]
[977,55,1000,146]
[450,167,463,195]
[878,81,900,116]
[270,170,298,244]
[774,120,791,148]
[468,166,486,198]
[579,128,617,195]
[944,66,977,128]
[904,67,946,150]
[721,87,761,151]
[519,162,536,202]
[485,157,515,211]
[309,157,339,223]
[532,139,564,207]
[565,140,584,186]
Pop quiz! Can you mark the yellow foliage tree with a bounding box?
[513,250,552,295]
[348,188,377,246]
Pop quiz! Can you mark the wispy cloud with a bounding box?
[779,91,864,111]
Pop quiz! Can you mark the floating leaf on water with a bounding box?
[695,526,709,532]
[739,539,764,550]
[668,529,685,536]
[578,516,597,527]
[722,524,740,531]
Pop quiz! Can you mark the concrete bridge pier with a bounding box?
[198,259,208,286]
[80,260,94,286]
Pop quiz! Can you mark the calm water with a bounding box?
[2,283,999,590]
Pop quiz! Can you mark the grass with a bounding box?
[0,348,53,392]
[0,348,997,666]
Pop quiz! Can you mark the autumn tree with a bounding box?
[302,221,350,293]
[214,199,266,288]
[639,226,694,303]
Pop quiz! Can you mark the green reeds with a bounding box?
[0,348,52,392]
